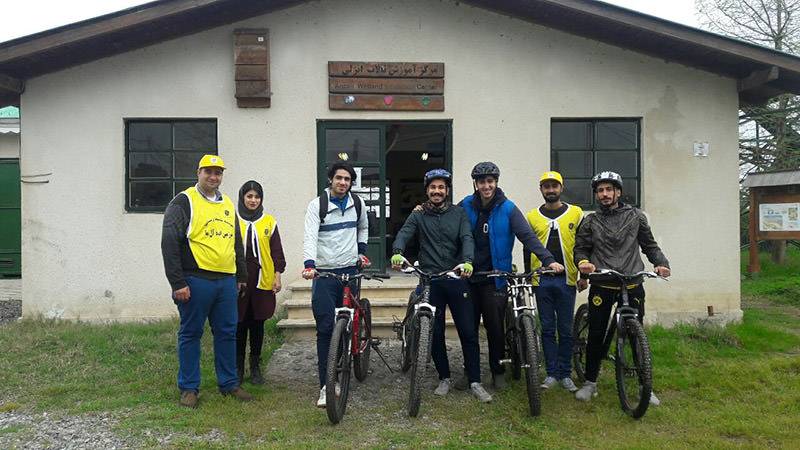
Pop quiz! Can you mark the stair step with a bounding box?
[277,317,458,341]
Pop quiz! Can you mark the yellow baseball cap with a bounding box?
[198,154,226,170]
[539,171,563,185]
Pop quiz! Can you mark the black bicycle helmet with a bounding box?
[471,161,500,180]
[424,168,452,187]
[591,171,623,190]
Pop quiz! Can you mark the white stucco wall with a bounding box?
[0,132,19,158]
[19,0,740,324]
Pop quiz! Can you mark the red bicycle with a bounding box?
[318,271,389,424]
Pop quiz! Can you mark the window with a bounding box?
[551,119,640,209]
[125,119,217,212]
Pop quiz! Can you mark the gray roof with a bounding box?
[2,0,800,107]
[742,170,800,188]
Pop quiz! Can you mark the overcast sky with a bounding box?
[0,0,700,43]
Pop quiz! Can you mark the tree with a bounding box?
[697,0,800,263]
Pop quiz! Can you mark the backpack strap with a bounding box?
[319,192,362,224]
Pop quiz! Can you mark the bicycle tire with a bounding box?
[505,302,521,380]
[615,318,652,419]
[520,314,542,416]
[572,303,589,383]
[408,314,431,417]
[400,294,417,373]
[353,299,372,382]
[325,318,351,424]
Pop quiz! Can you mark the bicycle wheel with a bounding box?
[505,302,521,380]
[408,314,431,417]
[615,318,653,419]
[325,318,351,424]
[400,294,417,373]
[353,299,372,382]
[520,314,542,416]
[572,303,589,383]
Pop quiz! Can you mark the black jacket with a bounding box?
[574,202,669,285]
[392,202,475,274]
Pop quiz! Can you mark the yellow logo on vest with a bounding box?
[592,295,603,306]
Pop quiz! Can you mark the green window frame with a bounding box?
[125,119,218,212]
[550,118,641,209]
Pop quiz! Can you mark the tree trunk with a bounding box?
[769,240,787,265]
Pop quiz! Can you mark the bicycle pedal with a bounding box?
[371,337,382,346]
[499,359,511,365]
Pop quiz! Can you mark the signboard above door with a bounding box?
[328,61,444,111]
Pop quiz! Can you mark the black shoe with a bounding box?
[250,355,264,385]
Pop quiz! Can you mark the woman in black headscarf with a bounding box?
[235,180,286,384]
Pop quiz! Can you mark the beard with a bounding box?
[544,194,560,203]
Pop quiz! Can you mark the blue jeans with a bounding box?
[534,275,576,379]
[311,266,359,388]
[175,275,239,393]
[430,278,481,383]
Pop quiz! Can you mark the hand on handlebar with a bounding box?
[548,262,565,274]
[578,261,596,275]
[654,266,670,278]
[359,254,372,269]
[455,262,473,278]
[390,253,406,270]
[301,267,317,279]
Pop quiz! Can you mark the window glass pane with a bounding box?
[325,129,380,163]
[129,123,172,151]
[595,151,637,177]
[130,181,172,208]
[620,179,638,205]
[562,179,593,206]
[553,150,593,177]
[175,152,208,178]
[551,122,591,150]
[596,122,637,150]
[129,152,171,178]
[175,181,196,194]
[174,122,216,150]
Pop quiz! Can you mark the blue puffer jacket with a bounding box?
[460,188,555,289]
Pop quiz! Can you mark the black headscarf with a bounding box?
[238,180,264,221]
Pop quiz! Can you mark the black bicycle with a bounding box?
[319,271,389,424]
[572,269,668,419]
[392,258,461,417]
[482,267,554,416]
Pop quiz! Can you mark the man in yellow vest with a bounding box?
[525,171,587,393]
[161,154,252,408]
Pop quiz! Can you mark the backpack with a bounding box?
[319,192,363,224]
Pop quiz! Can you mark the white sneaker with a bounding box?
[316,387,326,408]
[470,382,493,403]
[559,377,579,393]
[575,381,597,402]
[541,376,559,389]
[650,391,660,406]
[434,378,451,396]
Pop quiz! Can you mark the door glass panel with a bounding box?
[325,129,380,163]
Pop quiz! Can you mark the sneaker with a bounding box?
[470,382,493,403]
[222,385,252,402]
[453,375,469,391]
[575,381,597,401]
[316,387,326,408]
[434,378,451,396]
[559,377,579,393]
[179,390,198,409]
[650,391,660,406]
[493,373,508,391]
[541,376,559,389]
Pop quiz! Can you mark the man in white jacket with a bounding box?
[302,160,370,408]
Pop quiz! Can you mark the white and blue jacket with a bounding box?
[302,188,369,270]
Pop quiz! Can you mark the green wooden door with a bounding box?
[0,159,21,277]
[317,123,387,272]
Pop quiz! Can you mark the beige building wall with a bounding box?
[0,133,19,158]
[19,0,741,324]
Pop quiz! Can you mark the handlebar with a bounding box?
[588,268,669,282]
[393,257,460,280]
[315,272,390,282]
[476,267,558,280]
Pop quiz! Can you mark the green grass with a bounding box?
[2,281,800,448]
[741,247,800,303]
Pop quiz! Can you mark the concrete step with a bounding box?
[286,276,418,301]
[283,297,410,321]
[277,317,458,341]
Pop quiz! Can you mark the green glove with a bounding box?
[391,254,405,265]
[461,262,473,276]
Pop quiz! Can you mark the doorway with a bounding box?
[316,121,452,272]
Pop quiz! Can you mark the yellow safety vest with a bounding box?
[183,187,237,274]
[238,213,277,290]
[526,204,583,286]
